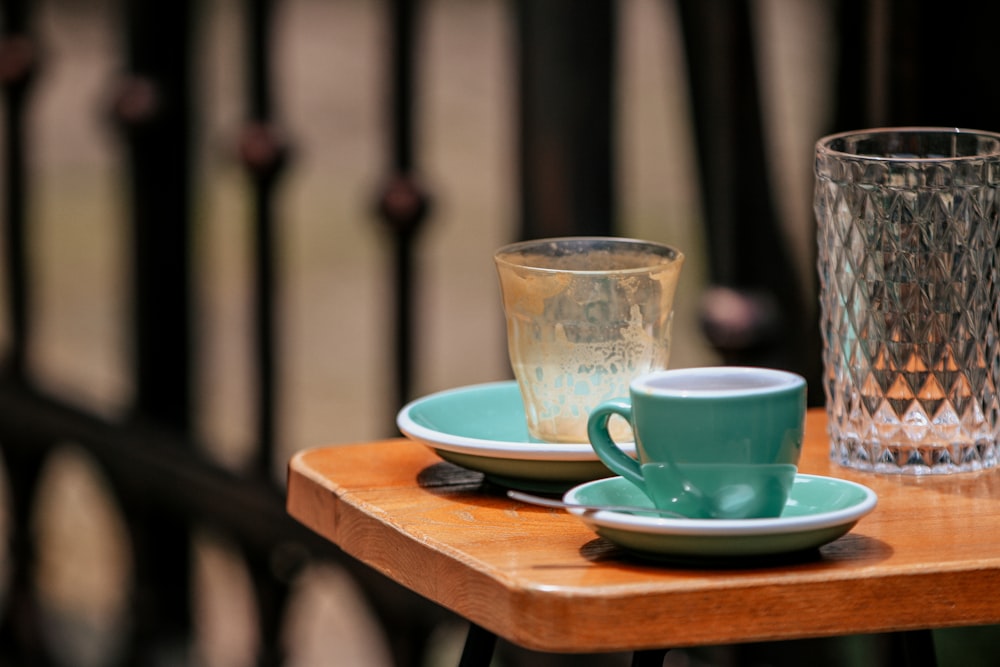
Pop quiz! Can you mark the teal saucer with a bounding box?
[564,474,877,560]
[397,381,634,492]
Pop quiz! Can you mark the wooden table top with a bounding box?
[286,408,1000,654]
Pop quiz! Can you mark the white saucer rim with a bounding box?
[563,474,877,536]
[397,381,636,462]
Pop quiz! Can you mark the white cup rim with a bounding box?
[632,366,806,398]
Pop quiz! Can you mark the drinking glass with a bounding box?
[815,127,1000,473]
[494,237,684,443]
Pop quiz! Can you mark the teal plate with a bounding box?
[564,474,877,560]
[396,381,634,492]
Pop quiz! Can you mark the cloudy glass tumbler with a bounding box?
[815,127,1000,473]
[495,237,684,444]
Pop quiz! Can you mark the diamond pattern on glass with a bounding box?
[816,132,1000,474]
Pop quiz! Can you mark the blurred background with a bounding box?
[6,0,831,459]
[2,0,996,666]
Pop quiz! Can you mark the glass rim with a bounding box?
[493,236,683,275]
[815,126,1000,162]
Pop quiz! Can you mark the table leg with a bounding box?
[631,648,670,667]
[457,623,498,667]
[892,629,937,667]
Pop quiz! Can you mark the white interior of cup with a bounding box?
[635,366,804,397]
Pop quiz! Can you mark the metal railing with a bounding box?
[0,1,446,665]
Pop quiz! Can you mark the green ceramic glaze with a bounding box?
[565,474,877,560]
[397,381,633,492]
[405,381,533,443]
[588,367,807,519]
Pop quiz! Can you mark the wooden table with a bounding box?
[286,408,1000,664]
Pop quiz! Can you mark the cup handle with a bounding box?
[587,399,644,488]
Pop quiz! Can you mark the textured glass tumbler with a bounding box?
[495,237,684,443]
[815,128,1000,474]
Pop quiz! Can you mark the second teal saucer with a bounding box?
[397,381,634,492]
[563,474,877,559]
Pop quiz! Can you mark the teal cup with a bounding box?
[587,366,807,519]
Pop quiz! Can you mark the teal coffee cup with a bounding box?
[587,366,807,519]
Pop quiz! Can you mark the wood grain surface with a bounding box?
[286,409,1000,653]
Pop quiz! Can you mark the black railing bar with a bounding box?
[385,0,421,415]
[393,227,416,408]
[250,163,280,475]
[246,0,273,120]
[0,65,29,377]
[241,3,292,654]
[378,0,430,420]
[115,3,200,655]
[118,0,195,430]
[242,0,287,476]
[513,0,617,238]
[0,0,29,26]
[0,3,38,379]
[389,0,416,172]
